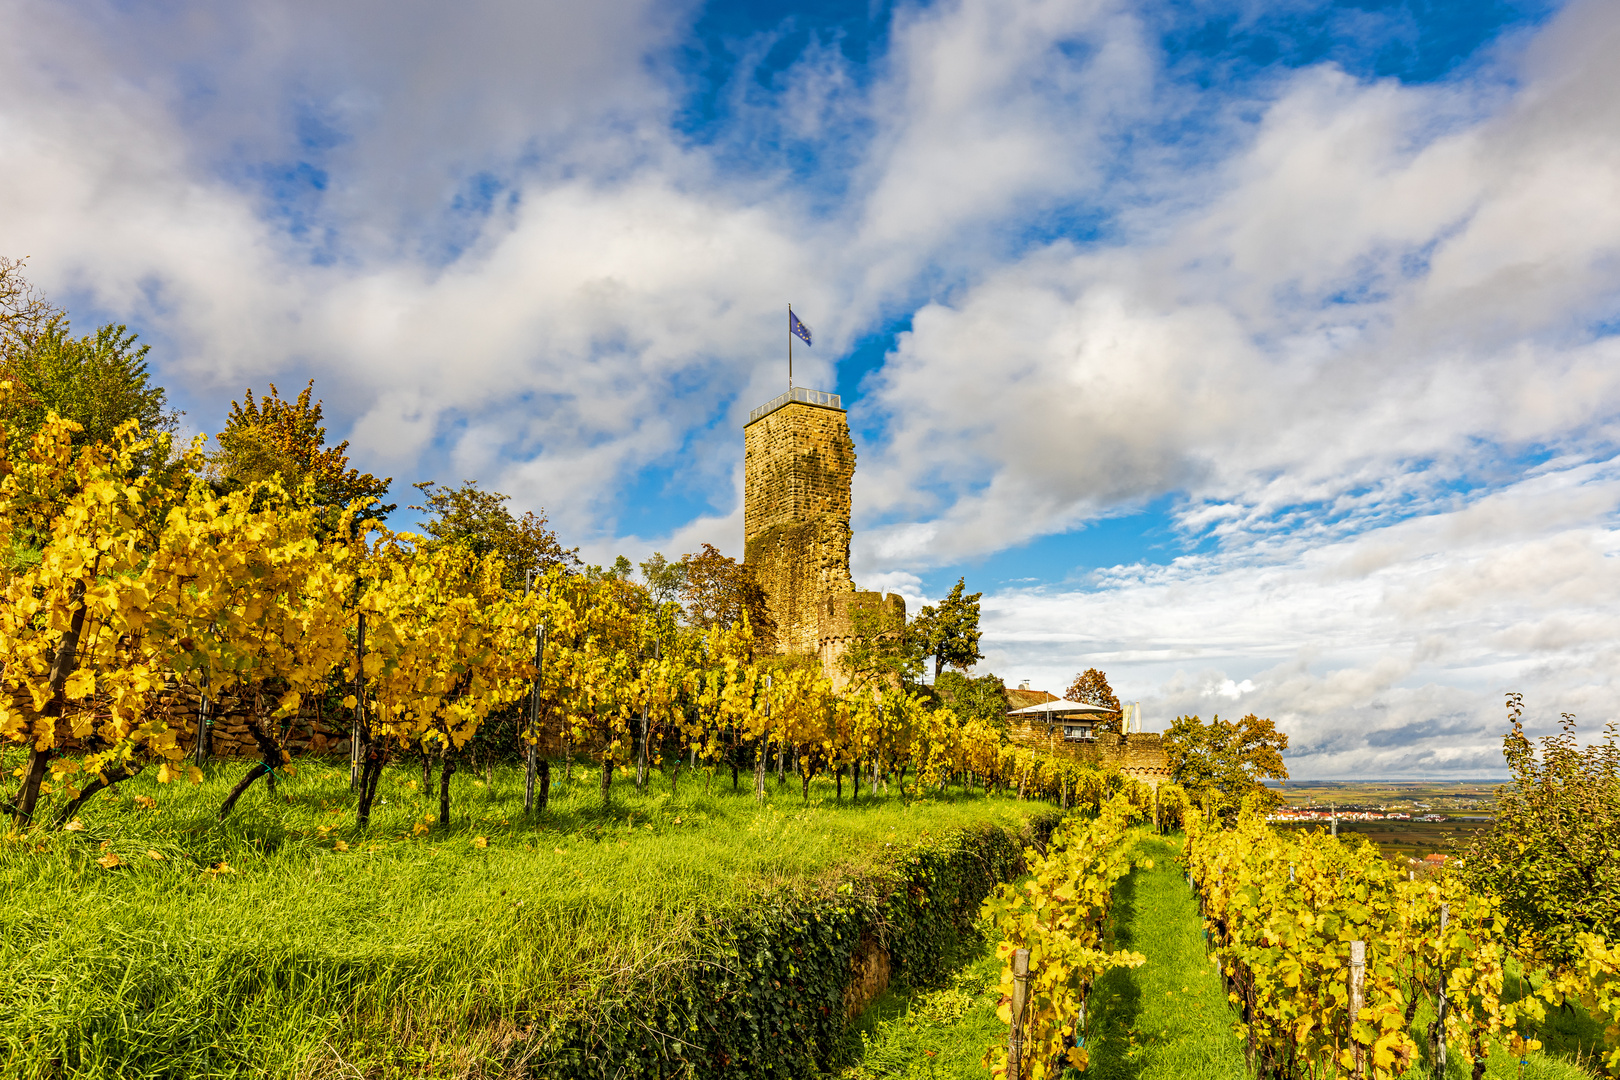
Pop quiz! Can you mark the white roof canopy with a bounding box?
[1008,699,1117,717]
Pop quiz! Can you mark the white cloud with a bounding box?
[976,457,1620,777]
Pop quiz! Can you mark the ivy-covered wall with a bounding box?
[540,813,1060,1078]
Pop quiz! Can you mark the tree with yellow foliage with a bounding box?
[213,380,394,523]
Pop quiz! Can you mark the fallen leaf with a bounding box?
[554,847,565,855]
[97,852,121,869]
[146,850,166,861]
[133,795,156,810]
[63,819,85,832]
[472,836,488,849]
[334,840,349,852]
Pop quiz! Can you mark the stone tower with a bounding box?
[743,388,857,655]
[743,386,905,683]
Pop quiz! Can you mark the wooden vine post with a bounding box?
[1348,939,1366,1077]
[1007,946,1031,1080]
[1433,903,1449,1074]
[193,677,212,767]
[349,611,366,791]
[755,675,771,804]
[523,570,548,815]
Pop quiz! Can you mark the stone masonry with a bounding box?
[744,398,859,655]
[1008,722,1172,788]
[744,394,906,680]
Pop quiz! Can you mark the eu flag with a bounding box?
[789,308,812,347]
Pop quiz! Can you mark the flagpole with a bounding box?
[787,303,793,389]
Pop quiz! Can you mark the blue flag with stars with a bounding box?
[789,308,812,347]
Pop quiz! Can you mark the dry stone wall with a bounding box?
[52,687,353,759]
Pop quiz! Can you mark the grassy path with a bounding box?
[841,833,1245,1080]
[1080,833,1246,1079]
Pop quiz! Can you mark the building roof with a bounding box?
[1007,698,1118,717]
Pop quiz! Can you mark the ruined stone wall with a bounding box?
[1008,725,1172,788]
[743,401,856,657]
[818,590,907,690]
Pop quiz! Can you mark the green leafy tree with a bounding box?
[411,479,578,587]
[1463,694,1620,965]
[911,577,985,679]
[1163,712,1289,815]
[2,318,178,468]
[935,671,1008,726]
[639,552,686,606]
[215,381,393,520]
[1066,667,1123,734]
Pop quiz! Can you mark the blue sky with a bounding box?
[3,0,1618,776]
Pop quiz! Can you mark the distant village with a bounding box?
[1268,808,1450,823]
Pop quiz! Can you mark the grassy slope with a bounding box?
[0,756,1041,1079]
[844,834,1605,1080]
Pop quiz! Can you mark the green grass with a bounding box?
[1081,834,1248,1080]
[838,943,1008,1080]
[839,834,1246,1080]
[0,755,1043,1079]
[843,834,1607,1080]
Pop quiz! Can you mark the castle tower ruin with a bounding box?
[743,387,905,683]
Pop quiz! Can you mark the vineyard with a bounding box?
[1,393,1129,832]
[964,792,1618,1080]
[0,395,1149,1078]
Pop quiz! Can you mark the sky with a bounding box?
[3,0,1617,777]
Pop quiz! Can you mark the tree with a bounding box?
[1463,695,1620,965]
[0,256,61,363]
[1163,712,1289,814]
[935,671,1008,726]
[214,381,394,520]
[411,479,578,587]
[2,319,179,470]
[679,543,774,653]
[911,578,985,679]
[1066,668,1123,735]
[639,552,686,607]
